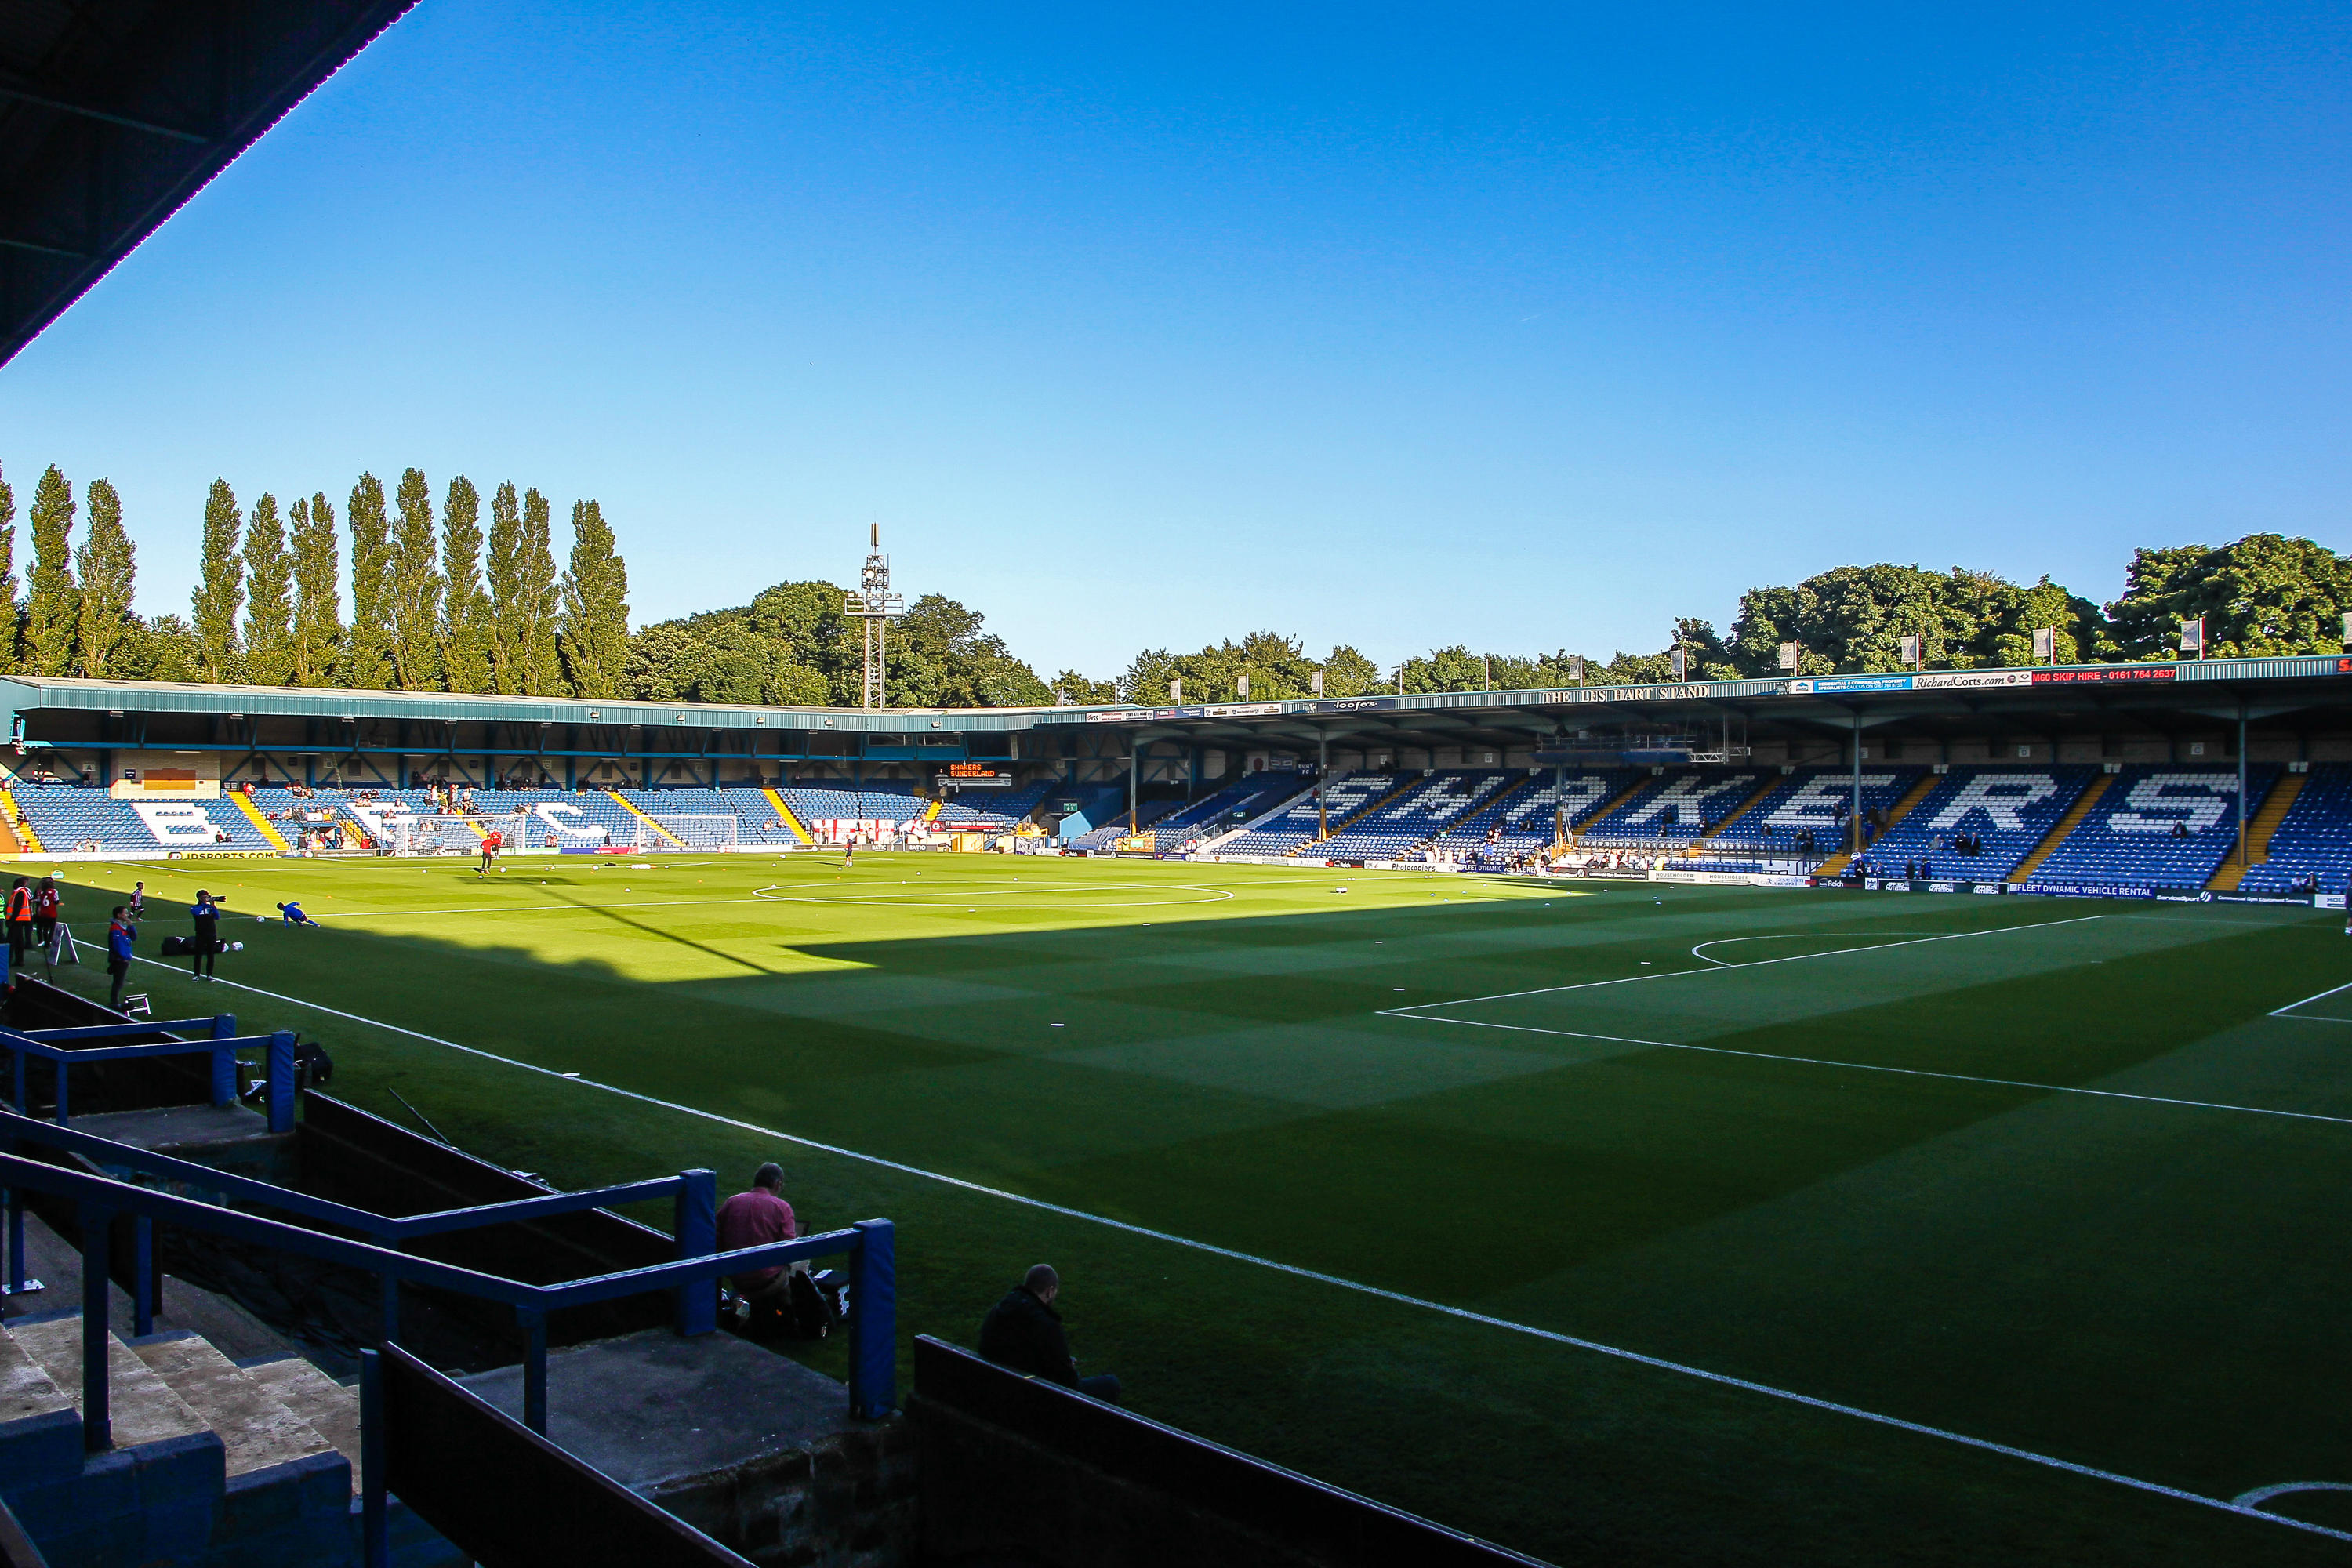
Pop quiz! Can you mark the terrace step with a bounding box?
[9,1317,209,1450]
[2009,771,2114,883]
[246,1357,364,1489]
[130,1334,336,1479]
[1697,775,1789,842]
[2207,770,2301,891]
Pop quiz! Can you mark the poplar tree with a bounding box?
[190,478,245,682]
[242,492,294,684]
[26,466,78,677]
[345,474,393,688]
[485,481,526,694]
[0,463,17,673]
[290,493,343,687]
[387,467,442,691]
[440,476,492,693]
[557,498,629,698]
[521,487,563,695]
[73,479,136,678]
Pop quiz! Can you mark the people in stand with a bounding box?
[3,879,31,976]
[978,1264,1120,1403]
[714,1162,800,1319]
[190,888,223,980]
[105,906,136,1008]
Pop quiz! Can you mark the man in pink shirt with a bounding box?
[715,1163,799,1314]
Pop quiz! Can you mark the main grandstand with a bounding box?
[8,655,2352,900]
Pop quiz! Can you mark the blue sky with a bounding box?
[2,1,2347,677]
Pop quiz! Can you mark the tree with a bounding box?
[520,488,563,695]
[440,476,492,693]
[1048,670,1117,704]
[189,479,244,682]
[557,499,629,697]
[290,494,342,686]
[0,463,16,673]
[74,479,136,678]
[485,482,527,694]
[25,466,78,677]
[241,492,293,684]
[387,467,442,690]
[118,614,198,683]
[346,474,393,688]
[2105,535,2352,661]
[1319,645,1383,697]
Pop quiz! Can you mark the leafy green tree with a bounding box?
[73,479,136,678]
[485,482,527,693]
[440,476,492,693]
[25,466,78,677]
[241,492,293,684]
[117,613,198,683]
[345,474,393,688]
[290,494,342,686]
[520,488,564,695]
[557,499,629,697]
[1318,645,1383,696]
[1048,670,1117,704]
[189,479,244,682]
[387,468,442,690]
[0,463,17,673]
[2105,535,2352,661]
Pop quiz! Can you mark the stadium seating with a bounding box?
[12,780,278,852]
[1700,768,1924,858]
[1858,766,2098,881]
[1427,770,1639,860]
[1216,771,1403,856]
[2026,765,2282,889]
[1581,770,1766,844]
[1310,771,1515,860]
[937,779,1053,830]
[2238,765,2352,894]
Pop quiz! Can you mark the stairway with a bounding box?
[1293,775,1427,853]
[0,787,39,854]
[1812,771,1944,877]
[2207,771,2303,891]
[1571,775,1659,846]
[0,1313,362,1562]
[2010,773,2114,883]
[1697,775,1789,844]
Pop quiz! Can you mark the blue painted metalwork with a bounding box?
[2,1019,299,1132]
[672,1168,716,1337]
[79,1203,107,1450]
[359,1349,388,1566]
[0,1149,894,1446]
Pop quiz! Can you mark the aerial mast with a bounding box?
[845,524,904,711]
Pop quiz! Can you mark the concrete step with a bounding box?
[132,1332,336,1479]
[0,1318,70,1427]
[246,1356,363,1488]
[8,1316,210,1450]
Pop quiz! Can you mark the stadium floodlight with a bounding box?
[632,815,740,853]
[1900,634,1922,668]
[1169,677,1182,704]
[1309,669,1323,696]
[2340,611,2350,650]
[1568,654,1584,687]
[1236,673,1249,699]
[1777,641,1800,673]
[1669,647,1687,681]
[844,524,904,710]
[2031,626,2055,663]
[2180,617,2205,659]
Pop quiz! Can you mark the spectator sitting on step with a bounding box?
[715,1162,800,1319]
[978,1264,1120,1403]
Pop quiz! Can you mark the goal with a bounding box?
[385,813,530,858]
[631,814,740,853]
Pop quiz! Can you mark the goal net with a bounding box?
[385,813,531,858]
[631,814,740,853]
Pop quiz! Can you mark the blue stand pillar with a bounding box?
[266,1031,296,1134]
[849,1218,896,1420]
[673,1168,717,1336]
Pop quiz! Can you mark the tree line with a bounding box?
[0,463,2338,709]
[0,463,631,695]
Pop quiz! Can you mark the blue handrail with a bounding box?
[0,1011,299,1134]
[0,1150,895,1451]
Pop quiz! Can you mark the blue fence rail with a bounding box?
[0,1013,298,1134]
[0,1146,896,1456]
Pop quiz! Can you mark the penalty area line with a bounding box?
[119,959,2350,1546]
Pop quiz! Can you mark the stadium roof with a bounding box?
[5,653,2351,752]
[0,0,419,366]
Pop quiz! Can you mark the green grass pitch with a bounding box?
[36,851,2352,1565]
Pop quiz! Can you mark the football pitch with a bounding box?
[38,851,2352,1565]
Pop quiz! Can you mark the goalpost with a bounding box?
[631,815,740,853]
[384,813,531,858]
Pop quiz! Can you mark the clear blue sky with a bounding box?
[2,1,2347,678]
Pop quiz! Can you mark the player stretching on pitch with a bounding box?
[478,828,503,876]
[843,837,855,869]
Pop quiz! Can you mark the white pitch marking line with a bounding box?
[1687,933,1947,968]
[1391,915,2109,1012]
[1384,1012,2352,1128]
[2268,977,2352,1018]
[108,957,2352,1546]
[2233,1480,2352,1509]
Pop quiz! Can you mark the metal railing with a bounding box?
[0,1146,896,1455]
[0,1014,298,1134]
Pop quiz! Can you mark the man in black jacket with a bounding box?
[977,1265,1120,1403]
